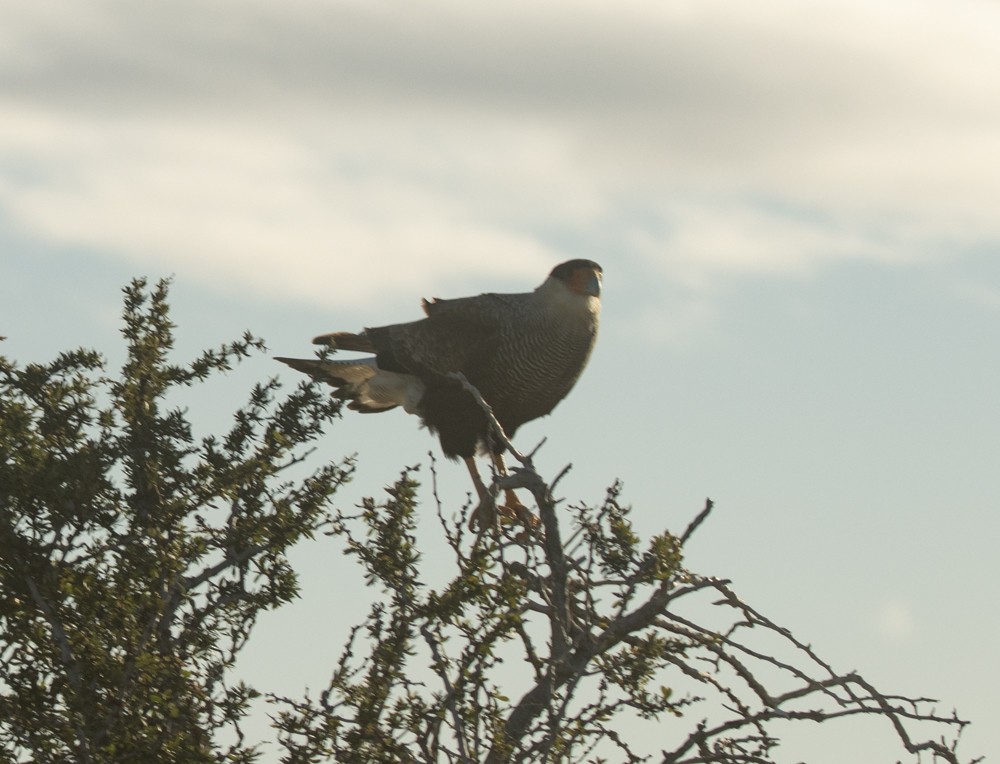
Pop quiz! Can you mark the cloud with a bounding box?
[1,0,998,308]
[0,104,562,306]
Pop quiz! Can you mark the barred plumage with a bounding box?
[275,259,602,526]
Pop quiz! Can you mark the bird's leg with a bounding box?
[465,456,496,530]
[492,452,540,530]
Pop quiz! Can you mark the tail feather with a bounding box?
[275,356,424,414]
[311,331,375,352]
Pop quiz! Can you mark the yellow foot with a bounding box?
[498,501,544,544]
[470,498,542,542]
[497,502,538,527]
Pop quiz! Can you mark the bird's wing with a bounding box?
[373,292,524,379]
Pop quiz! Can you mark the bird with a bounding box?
[275,259,602,528]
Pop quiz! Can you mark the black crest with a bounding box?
[550,260,603,281]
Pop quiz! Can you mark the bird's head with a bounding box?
[549,259,602,298]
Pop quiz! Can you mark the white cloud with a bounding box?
[1,0,998,307]
[0,105,561,305]
[628,197,901,289]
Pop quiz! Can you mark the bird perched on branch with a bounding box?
[275,259,602,528]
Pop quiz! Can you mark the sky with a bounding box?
[1,0,998,760]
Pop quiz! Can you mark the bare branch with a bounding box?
[680,497,714,546]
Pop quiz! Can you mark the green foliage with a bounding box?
[0,278,350,763]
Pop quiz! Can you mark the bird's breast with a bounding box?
[476,311,598,429]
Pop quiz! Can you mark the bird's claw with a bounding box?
[470,497,543,543]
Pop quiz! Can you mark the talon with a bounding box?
[498,503,538,527]
[498,492,544,544]
[465,454,543,539]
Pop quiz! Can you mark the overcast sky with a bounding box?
[2,1,998,760]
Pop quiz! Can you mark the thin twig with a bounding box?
[680,498,714,546]
[420,624,472,764]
